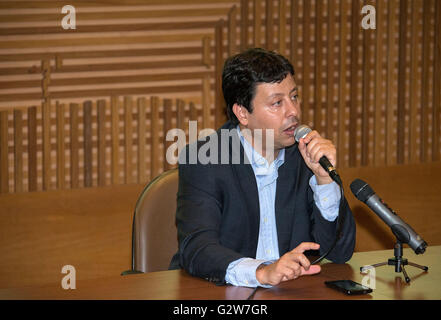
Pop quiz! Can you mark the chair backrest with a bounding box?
[131,168,179,273]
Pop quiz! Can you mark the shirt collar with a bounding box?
[236,125,285,170]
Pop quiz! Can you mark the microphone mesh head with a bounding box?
[294,125,311,142]
[350,179,375,203]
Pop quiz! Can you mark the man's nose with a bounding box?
[285,98,299,118]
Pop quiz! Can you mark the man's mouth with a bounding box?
[283,124,298,135]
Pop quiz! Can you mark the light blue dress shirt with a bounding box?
[224,126,341,287]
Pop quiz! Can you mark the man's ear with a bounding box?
[232,104,249,126]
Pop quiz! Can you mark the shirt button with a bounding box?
[264,217,268,224]
[266,249,271,255]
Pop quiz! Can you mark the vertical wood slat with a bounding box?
[137,97,147,183]
[124,96,134,184]
[176,99,186,131]
[97,99,106,187]
[55,55,62,70]
[56,102,65,189]
[163,98,173,171]
[432,0,441,161]
[13,109,23,193]
[42,101,51,190]
[70,103,79,189]
[27,106,37,192]
[361,0,372,166]
[278,0,287,55]
[327,0,336,141]
[189,102,199,144]
[150,96,160,179]
[41,59,50,101]
[111,96,120,185]
[266,0,274,50]
[202,75,211,129]
[189,102,198,123]
[302,0,311,126]
[386,0,398,166]
[215,20,226,129]
[421,0,431,163]
[228,5,238,56]
[176,99,187,164]
[314,0,323,134]
[397,0,408,164]
[338,0,349,168]
[290,0,299,66]
[375,0,385,166]
[83,101,93,188]
[349,0,360,167]
[0,111,9,193]
[240,0,249,51]
[41,59,51,189]
[202,36,211,68]
[408,0,420,164]
[254,0,262,47]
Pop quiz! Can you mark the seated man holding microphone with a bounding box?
[169,48,356,287]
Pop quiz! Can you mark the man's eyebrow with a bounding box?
[268,87,298,99]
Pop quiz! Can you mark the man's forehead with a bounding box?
[255,77,297,97]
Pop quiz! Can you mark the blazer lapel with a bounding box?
[227,126,260,247]
[275,144,300,253]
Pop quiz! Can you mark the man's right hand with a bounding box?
[255,242,321,286]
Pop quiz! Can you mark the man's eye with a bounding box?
[272,100,282,106]
[291,94,299,101]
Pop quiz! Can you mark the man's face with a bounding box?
[240,74,301,152]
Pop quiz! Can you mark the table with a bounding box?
[1,246,440,300]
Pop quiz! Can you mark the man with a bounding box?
[169,48,355,287]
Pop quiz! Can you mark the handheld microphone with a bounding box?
[350,178,428,254]
[294,124,342,186]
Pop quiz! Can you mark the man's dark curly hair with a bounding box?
[222,48,295,125]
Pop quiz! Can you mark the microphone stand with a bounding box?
[360,241,428,283]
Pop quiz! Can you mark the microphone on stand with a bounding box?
[350,178,428,283]
[350,178,427,254]
[294,125,342,186]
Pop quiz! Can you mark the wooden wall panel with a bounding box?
[0,96,203,193]
[218,0,440,169]
[0,0,440,194]
[0,0,240,120]
[0,95,204,193]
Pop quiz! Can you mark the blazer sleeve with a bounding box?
[174,160,244,283]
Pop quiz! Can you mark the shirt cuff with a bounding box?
[225,258,274,288]
[309,175,341,222]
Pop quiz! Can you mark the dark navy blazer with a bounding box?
[169,121,356,284]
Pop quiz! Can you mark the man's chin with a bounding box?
[283,135,296,146]
[275,138,296,150]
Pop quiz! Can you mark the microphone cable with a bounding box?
[309,180,345,265]
[247,180,346,300]
[246,287,258,300]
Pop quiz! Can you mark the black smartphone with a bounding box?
[324,280,373,295]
